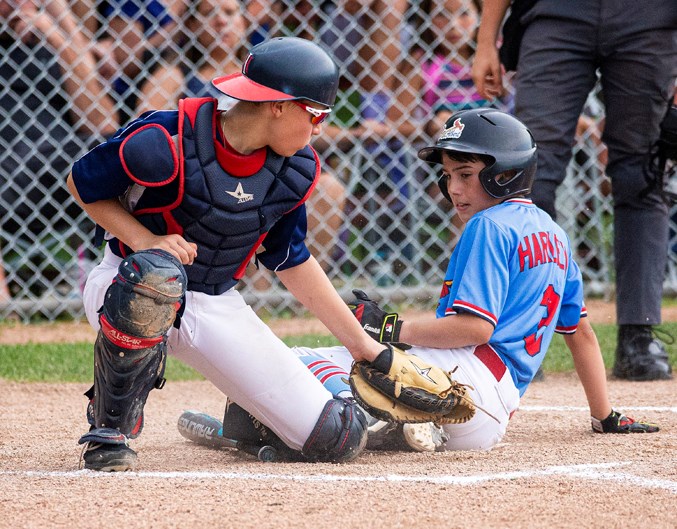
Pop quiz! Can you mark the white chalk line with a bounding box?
[2,462,676,493]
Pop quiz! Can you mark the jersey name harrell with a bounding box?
[517,231,568,272]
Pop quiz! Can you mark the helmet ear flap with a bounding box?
[438,174,452,203]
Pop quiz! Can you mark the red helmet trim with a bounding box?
[212,73,295,102]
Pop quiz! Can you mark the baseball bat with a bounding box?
[177,410,278,462]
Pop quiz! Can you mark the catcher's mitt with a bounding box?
[349,347,475,424]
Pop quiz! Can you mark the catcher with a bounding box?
[291,109,660,452]
[67,37,459,470]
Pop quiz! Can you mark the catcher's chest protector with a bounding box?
[120,97,320,295]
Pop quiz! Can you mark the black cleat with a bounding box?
[222,399,304,461]
[613,325,672,381]
[81,443,137,472]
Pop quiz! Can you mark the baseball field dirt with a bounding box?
[1,300,675,529]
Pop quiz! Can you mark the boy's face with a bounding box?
[441,153,502,223]
[267,101,326,157]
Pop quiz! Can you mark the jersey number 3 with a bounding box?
[524,284,561,357]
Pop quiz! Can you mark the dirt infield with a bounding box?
[1,301,675,529]
[0,376,675,529]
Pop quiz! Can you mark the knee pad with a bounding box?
[302,398,367,463]
[102,249,187,338]
[91,249,187,437]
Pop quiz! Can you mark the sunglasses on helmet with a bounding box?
[290,101,332,125]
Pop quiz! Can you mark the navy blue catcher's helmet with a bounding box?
[418,108,538,199]
[212,37,340,108]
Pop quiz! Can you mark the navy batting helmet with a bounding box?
[212,37,339,107]
[418,108,537,199]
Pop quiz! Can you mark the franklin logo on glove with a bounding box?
[348,290,410,349]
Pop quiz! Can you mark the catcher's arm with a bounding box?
[348,290,493,349]
[66,174,198,265]
[276,261,385,362]
[564,317,659,433]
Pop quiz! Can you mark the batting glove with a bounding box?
[591,410,659,434]
[347,289,410,350]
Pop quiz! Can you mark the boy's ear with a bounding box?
[269,101,285,118]
[438,174,452,203]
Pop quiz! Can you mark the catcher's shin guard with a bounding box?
[90,249,186,437]
[302,398,368,463]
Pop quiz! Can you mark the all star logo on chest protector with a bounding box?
[226,182,254,203]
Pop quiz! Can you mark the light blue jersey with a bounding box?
[436,198,585,395]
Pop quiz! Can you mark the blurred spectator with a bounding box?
[0,249,9,304]
[389,0,506,270]
[136,0,247,111]
[318,0,404,96]
[0,0,118,298]
[85,0,183,124]
[396,0,510,139]
[310,1,413,283]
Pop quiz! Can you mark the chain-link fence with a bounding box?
[1,1,675,322]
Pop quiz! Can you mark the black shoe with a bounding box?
[222,399,303,461]
[613,325,673,381]
[78,427,137,471]
[222,399,275,444]
[81,443,137,471]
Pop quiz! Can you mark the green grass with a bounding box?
[1,325,675,383]
[0,335,340,382]
[541,322,677,372]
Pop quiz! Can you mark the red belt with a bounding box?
[474,344,507,382]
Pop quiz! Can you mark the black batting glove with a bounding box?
[347,289,410,350]
[591,410,659,434]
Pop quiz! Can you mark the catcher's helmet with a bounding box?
[418,108,537,199]
[212,37,339,107]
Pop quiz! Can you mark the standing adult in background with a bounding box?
[472,0,677,381]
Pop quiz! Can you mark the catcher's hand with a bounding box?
[347,289,411,349]
[349,346,476,424]
[591,410,659,434]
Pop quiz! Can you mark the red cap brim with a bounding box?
[212,73,294,102]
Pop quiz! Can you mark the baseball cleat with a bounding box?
[367,419,448,452]
[81,443,137,472]
[613,325,673,381]
[402,423,449,452]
